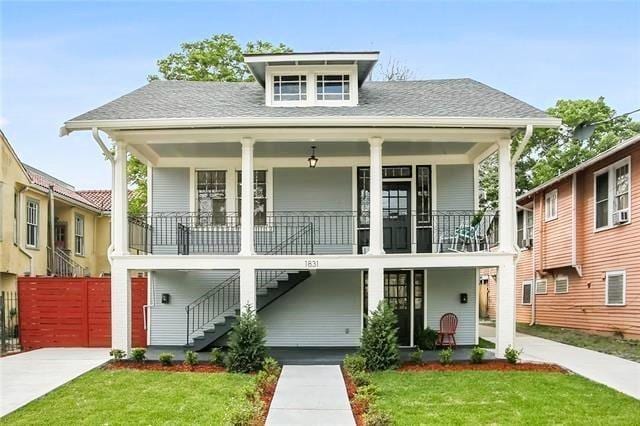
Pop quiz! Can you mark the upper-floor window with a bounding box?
[196,170,227,225]
[26,199,39,248]
[75,214,85,256]
[316,74,350,101]
[236,170,267,226]
[517,209,534,248]
[273,75,307,102]
[545,189,557,221]
[595,157,631,230]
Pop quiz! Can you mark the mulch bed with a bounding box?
[342,369,365,426]
[258,375,279,426]
[106,360,226,373]
[398,360,566,373]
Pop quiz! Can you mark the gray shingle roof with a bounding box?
[68,78,548,122]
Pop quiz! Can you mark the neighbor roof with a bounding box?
[76,189,113,211]
[24,164,103,211]
[65,78,550,125]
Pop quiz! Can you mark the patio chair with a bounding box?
[437,313,458,348]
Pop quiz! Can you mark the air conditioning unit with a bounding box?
[522,238,533,249]
[614,209,630,224]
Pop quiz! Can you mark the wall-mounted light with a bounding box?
[307,145,318,168]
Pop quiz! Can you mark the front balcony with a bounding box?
[128,210,498,256]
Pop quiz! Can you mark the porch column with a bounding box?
[367,265,384,314]
[368,137,385,255]
[239,265,256,311]
[498,138,515,253]
[239,137,255,256]
[112,141,129,256]
[111,260,131,353]
[495,260,516,357]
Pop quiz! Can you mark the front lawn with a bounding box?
[517,323,640,362]
[371,370,640,424]
[1,368,254,425]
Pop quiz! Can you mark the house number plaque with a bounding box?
[304,259,319,269]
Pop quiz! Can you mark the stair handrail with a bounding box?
[47,246,89,277]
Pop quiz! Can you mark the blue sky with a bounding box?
[2,1,639,188]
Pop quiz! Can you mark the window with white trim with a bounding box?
[13,191,18,244]
[236,170,267,226]
[26,199,39,247]
[595,158,631,230]
[316,74,350,101]
[522,281,532,305]
[605,271,626,306]
[273,75,307,102]
[555,275,569,294]
[74,214,85,256]
[545,190,557,221]
[535,279,548,294]
[517,209,534,248]
[196,170,227,225]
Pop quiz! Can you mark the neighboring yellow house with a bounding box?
[0,130,112,292]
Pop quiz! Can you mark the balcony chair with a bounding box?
[436,312,458,348]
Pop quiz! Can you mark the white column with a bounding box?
[495,260,516,358]
[239,265,256,311]
[367,265,384,314]
[239,137,255,256]
[112,141,129,255]
[498,139,515,253]
[111,260,131,353]
[368,137,385,255]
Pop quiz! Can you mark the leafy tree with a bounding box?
[127,154,146,215]
[360,301,399,371]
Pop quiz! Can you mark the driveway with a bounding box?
[480,325,640,399]
[0,348,111,417]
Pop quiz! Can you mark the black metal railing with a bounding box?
[129,216,152,254]
[1,291,20,355]
[415,210,499,253]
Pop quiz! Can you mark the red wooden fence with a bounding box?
[18,277,147,350]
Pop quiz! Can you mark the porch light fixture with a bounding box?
[307,146,318,168]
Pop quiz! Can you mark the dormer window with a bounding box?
[273,75,307,102]
[316,75,350,101]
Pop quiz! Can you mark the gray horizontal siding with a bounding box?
[436,164,474,211]
[151,167,190,254]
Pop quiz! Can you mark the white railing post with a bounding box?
[498,138,515,253]
[240,137,255,256]
[113,141,129,256]
[368,137,385,255]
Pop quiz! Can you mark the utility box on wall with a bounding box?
[460,293,468,304]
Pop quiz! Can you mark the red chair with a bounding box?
[437,313,458,348]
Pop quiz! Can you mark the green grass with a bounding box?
[478,337,495,349]
[517,323,640,362]
[372,370,640,425]
[1,368,254,425]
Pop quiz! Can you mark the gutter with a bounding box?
[530,194,537,326]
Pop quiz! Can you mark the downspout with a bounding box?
[529,194,537,326]
[48,185,55,275]
[91,128,116,263]
[510,124,534,256]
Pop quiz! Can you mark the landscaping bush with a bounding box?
[343,353,366,375]
[410,348,424,364]
[416,327,438,350]
[363,406,393,426]
[351,370,372,387]
[226,304,267,373]
[357,384,380,397]
[470,346,485,364]
[184,350,198,366]
[504,345,522,364]
[439,347,453,365]
[360,301,399,371]
[131,347,146,363]
[255,370,278,394]
[109,349,125,361]
[210,347,225,366]
[159,352,174,366]
[261,356,281,377]
[224,395,263,426]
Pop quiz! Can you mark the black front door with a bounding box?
[383,182,411,253]
[385,270,411,346]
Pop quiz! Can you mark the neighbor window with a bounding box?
[517,209,534,248]
[273,75,307,102]
[316,74,350,101]
[236,170,267,226]
[595,158,631,230]
[13,191,19,244]
[74,214,85,256]
[605,271,626,306]
[545,190,557,221]
[26,199,39,247]
[196,170,226,225]
[555,275,569,294]
[522,281,532,305]
[535,279,548,294]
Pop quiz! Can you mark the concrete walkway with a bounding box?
[480,325,640,399]
[0,348,111,417]
[266,365,355,425]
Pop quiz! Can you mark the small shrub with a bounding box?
[131,347,146,362]
[343,353,366,375]
[439,347,453,365]
[357,384,380,397]
[416,327,439,350]
[224,396,263,426]
[109,349,125,361]
[350,370,372,387]
[409,348,424,364]
[360,301,400,371]
[262,356,281,376]
[159,352,174,366]
[184,350,198,366]
[353,392,374,412]
[226,304,267,373]
[364,407,393,426]
[470,346,485,364]
[504,345,522,364]
[210,348,225,366]
[255,370,278,394]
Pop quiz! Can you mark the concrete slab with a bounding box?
[0,348,110,417]
[266,365,355,426]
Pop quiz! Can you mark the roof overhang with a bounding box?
[243,51,380,87]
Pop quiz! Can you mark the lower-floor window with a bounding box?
[605,271,626,306]
[554,275,569,294]
[75,214,85,255]
[522,280,532,304]
[26,199,39,247]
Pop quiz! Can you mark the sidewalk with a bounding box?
[480,325,640,399]
[266,365,355,425]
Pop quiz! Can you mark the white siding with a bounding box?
[426,268,477,345]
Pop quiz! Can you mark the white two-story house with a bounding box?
[61,51,560,357]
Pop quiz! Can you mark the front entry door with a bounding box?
[383,182,411,253]
[385,271,411,346]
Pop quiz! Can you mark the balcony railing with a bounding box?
[128,210,498,255]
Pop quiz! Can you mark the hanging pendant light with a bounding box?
[307,145,318,168]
